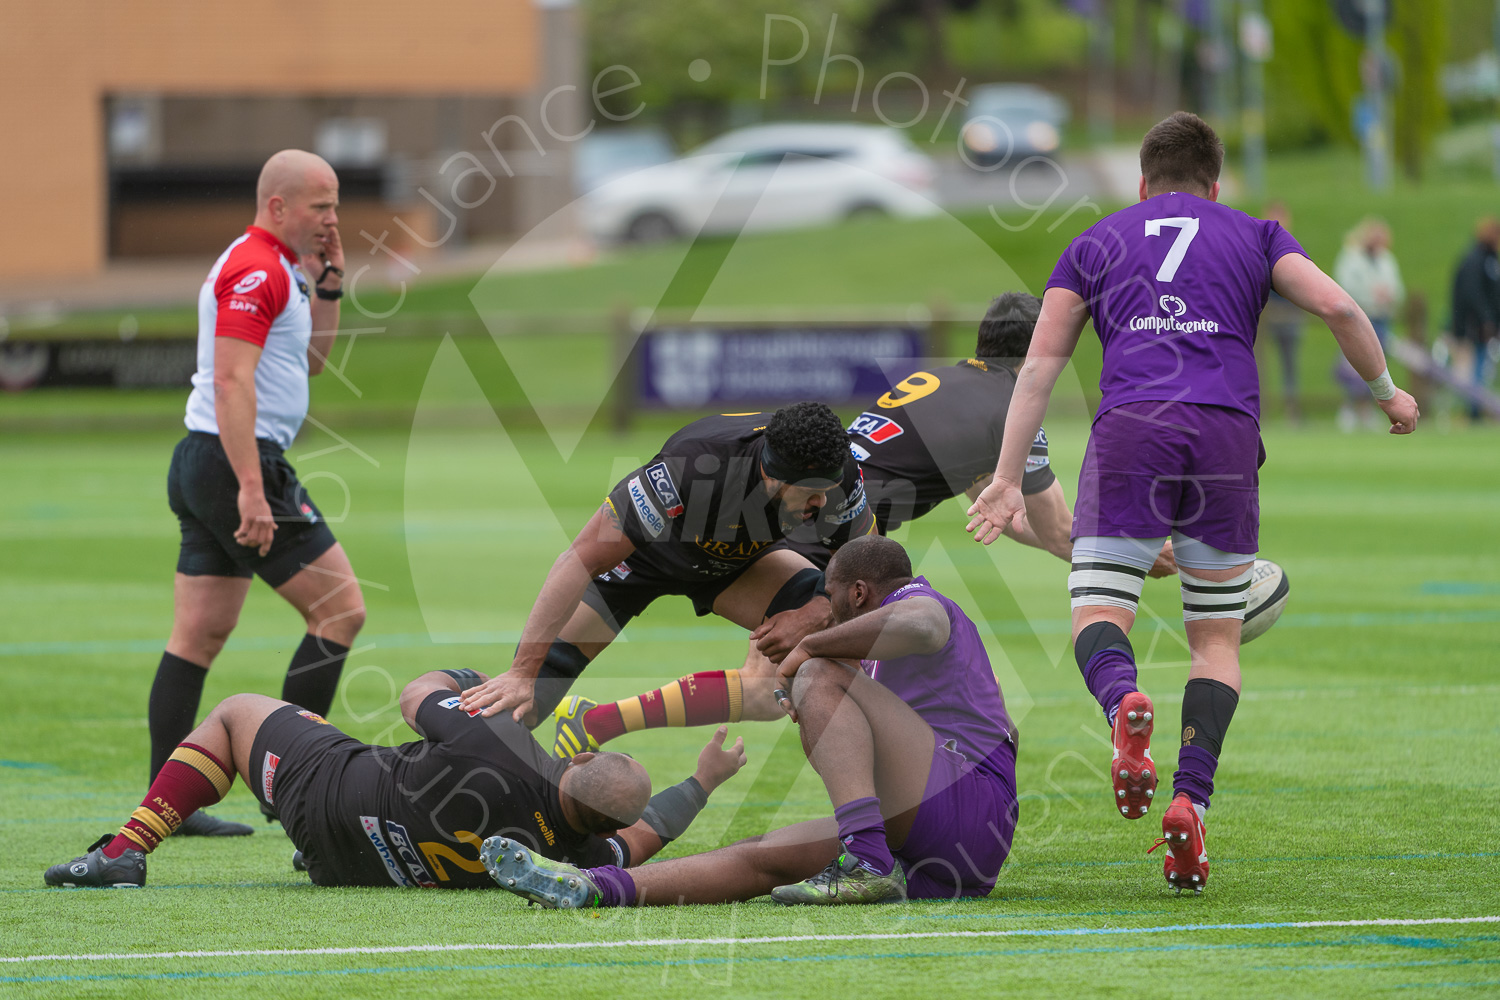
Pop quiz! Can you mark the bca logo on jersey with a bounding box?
[645,462,684,517]
[232,269,269,295]
[848,412,904,445]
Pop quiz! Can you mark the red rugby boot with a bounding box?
[1111,691,1156,819]
[1151,793,1209,894]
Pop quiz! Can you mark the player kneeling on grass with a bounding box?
[44,671,745,889]
[482,534,1018,908]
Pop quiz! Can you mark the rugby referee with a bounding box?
[150,149,366,836]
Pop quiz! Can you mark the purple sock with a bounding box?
[1173,744,1219,809]
[834,796,895,876]
[583,864,637,907]
[1081,647,1138,724]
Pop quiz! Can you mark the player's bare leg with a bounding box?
[484,818,842,908]
[553,548,822,755]
[273,544,366,719]
[44,694,286,888]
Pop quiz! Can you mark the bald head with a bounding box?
[559,752,651,834]
[252,150,339,257]
[257,149,336,210]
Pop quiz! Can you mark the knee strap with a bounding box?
[764,567,825,618]
[1181,567,1252,621]
[1069,560,1147,613]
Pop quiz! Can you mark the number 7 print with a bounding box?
[1144,216,1200,282]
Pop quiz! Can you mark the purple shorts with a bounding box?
[896,736,1017,899]
[1072,401,1264,555]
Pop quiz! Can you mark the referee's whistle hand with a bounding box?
[234,487,277,556]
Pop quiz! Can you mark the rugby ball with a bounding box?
[1240,559,1289,644]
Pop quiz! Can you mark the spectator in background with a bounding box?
[1449,217,1500,422]
[1333,217,1405,431]
[1260,202,1305,424]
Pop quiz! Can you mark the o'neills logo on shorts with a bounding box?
[533,810,557,846]
[261,752,280,804]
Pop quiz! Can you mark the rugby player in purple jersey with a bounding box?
[967,112,1418,893]
[480,535,1018,907]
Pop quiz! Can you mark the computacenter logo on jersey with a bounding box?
[1129,294,1221,334]
[627,476,666,537]
[232,269,269,295]
[849,412,905,445]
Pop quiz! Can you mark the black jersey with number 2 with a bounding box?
[846,359,1055,530]
[301,692,627,889]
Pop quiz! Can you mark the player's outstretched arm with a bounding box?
[968,287,1089,543]
[1272,252,1419,434]
[614,725,748,865]
[963,478,1071,560]
[460,503,636,721]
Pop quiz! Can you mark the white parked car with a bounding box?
[582,123,940,243]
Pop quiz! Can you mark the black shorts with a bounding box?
[248,704,362,885]
[581,543,800,633]
[167,431,337,587]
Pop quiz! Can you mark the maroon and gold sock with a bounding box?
[583,670,744,745]
[103,742,234,858]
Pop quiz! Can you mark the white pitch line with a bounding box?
[5,916,1498,966]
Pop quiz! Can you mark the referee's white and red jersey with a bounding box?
[184,226,312,450]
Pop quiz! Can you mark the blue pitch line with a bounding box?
[5,606,1500,657]
[6,936,1498,986]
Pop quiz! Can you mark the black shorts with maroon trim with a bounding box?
[248,705,362,885]
[167,431,337,587]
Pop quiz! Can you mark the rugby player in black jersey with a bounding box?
[546,294,1175,756]
[44,668,745,889]
[457,401,875,730]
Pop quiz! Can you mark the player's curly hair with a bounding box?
[976,292,1041,360]
[764,401,848,477]
[1140,111,1223,196]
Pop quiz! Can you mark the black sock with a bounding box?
[1180,677,1240,756]
[281,634,350,718]
[148,652,208,782]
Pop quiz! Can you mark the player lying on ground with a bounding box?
[44,670,745,888]
[968,112,1419,893]
[548,293,1177,758]
[458,401,875,728]
[483,535,1018,907]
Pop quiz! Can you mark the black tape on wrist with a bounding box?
[640,775,709,844]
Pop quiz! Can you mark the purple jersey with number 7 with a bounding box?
[1046,192,1306,423]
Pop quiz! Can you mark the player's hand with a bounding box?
[233,486,277,556]
[966,479,1027,545]
[693,725,747,793]
[458,669,536,722]
[1377,388,1420,435]
[751,598,830,663]
[1148,538,1178,578]
[771,644,812,723]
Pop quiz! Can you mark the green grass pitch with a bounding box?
[2,398,1497,998]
